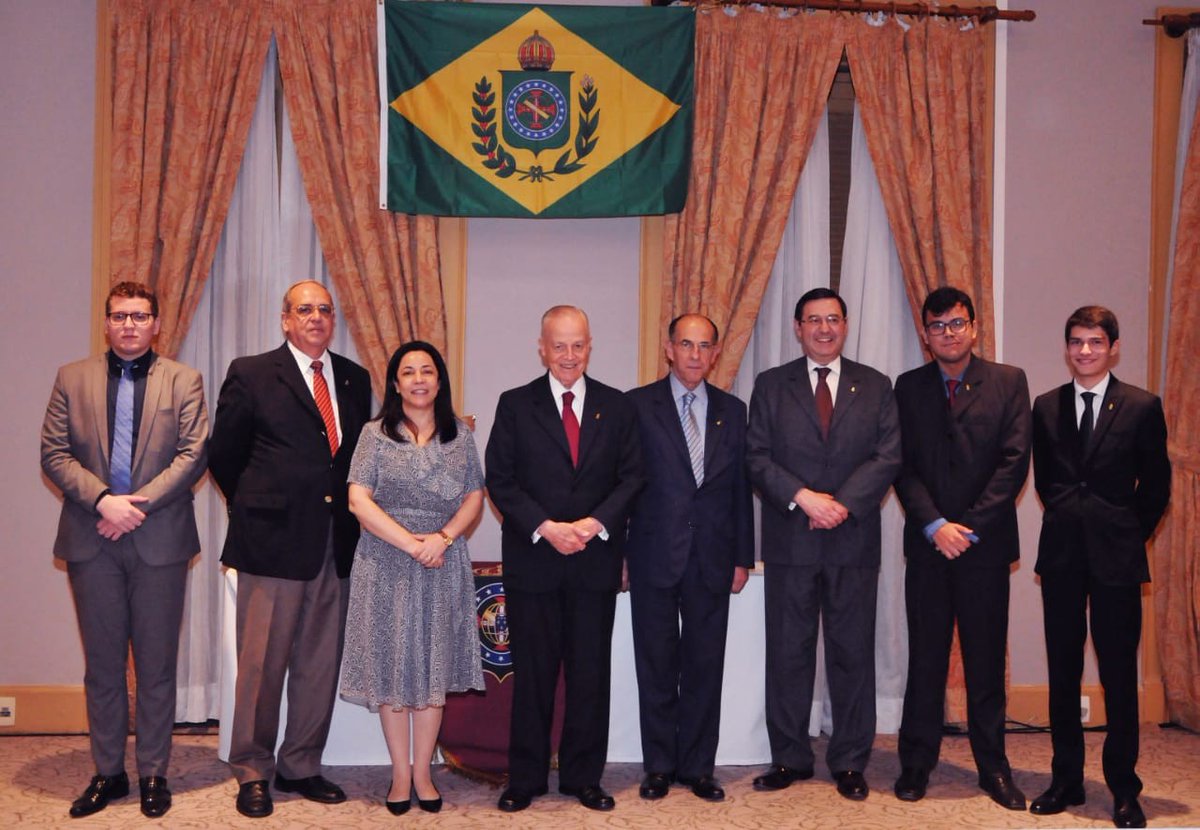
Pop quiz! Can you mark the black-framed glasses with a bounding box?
[106,311,156,326]
[925,317,971,336]
[291,303,335,318]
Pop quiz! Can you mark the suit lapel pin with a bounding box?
[594,412,601,420]
[965,383,972,392]
[850,385,856,393]
[1108,402,1114,411]
[716,420,723,427]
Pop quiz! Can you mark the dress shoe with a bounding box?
[678,775,725,802]
[274,772,346,804]
[894,767,929,802]
[978,771,1027,811]
[834,770,869,801]
[639,772,672,800]
[69,772,130,818]
[752,764,814,791]
[236,780,273,818]
[1113,796,1147,828]
[1029,780,1086,815]
[138,776,172,818]
[560,783,616,811]
[416,785,443,813]
[384,785,411,815]
[497,784,547,812]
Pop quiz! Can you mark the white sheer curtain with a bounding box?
[1161,29,1200,386]
[174,38,362,725]
[732,100,922,740]
[839,103,925,733]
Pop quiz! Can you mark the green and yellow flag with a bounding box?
[379,2,694,218]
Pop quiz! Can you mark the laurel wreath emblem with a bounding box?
[471,75,599,183]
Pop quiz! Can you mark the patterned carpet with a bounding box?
[2,728,1199,828]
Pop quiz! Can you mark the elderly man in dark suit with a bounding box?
[41,281,208,819]
[209,280,372,819]
[747,287,901,801]
[892,287,1031,810]
[626,313,753,804]
[1029,306,1170,830]
[485,305,643,813]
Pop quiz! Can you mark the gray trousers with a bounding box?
[68,539,189,777]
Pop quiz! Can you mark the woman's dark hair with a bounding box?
[378,341,458,444]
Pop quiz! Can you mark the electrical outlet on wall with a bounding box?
[0,697,15,727]
[1080,695,1091,724]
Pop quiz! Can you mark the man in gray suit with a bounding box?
[747,287,901,801]
[41,281,208,819]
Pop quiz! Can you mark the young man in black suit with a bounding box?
[746,287,901,801]
[1030,306,1170,829]
[892,287,1031,810]
[485,305,643,813]
[209,280,372,819]
[625,313,754,803]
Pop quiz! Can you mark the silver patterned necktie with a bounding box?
[110,362,134,494]
[681,391,704,486]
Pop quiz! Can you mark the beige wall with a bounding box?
[0,0,1174,707]
[1004,0,1160,685]
[0,1,96,686]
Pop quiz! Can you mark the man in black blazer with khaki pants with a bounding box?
[892,287,1031,810]
[747,288,901,801]
[486,305,643,813]
[1030,305,1170,829]
[209,280,372,819]
[625,313,754,803]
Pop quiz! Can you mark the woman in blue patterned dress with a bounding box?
[340,342,485,814]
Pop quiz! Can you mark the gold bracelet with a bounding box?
[438,531,454,547]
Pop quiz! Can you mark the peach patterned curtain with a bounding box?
[661,9,848,388]
[845,15,993,724]
[109,0,271,358]
[1155,101,1200,731]
[274,0,445,397]
[845,16,994,360]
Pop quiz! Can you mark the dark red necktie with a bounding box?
[946,378,960,409]
[562,390,580,467]
[311,360,339,456]
[815,367,833,439]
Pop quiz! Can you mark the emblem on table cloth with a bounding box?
[475,580,513,681]
[473,31,599,182]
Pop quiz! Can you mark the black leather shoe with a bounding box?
[834,770,869,801]
[416,786,442,813]
[639,772,672,800]
[69,772,130,818]
[1029,780,1086,815]
[1113,796,1147,828]
[236,780,273,818]
[979,771,1027,811]
[274,773,346,804]
[752,764,814,791]
[138,776,171,818]
[497,784,547,812]
[678,775,725,802]
[560,784,615,811]
[894,767,929,802]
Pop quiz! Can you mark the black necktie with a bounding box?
[1080,391,1096,450]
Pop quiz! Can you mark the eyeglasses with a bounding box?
[800,314,845,327]
[291,303,335,318]
[924,317,971,336]
[106,311,155,326]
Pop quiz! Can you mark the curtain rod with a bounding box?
[662,0,1036,23]
[1143,13,1200,38]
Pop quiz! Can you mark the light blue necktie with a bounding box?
[681,391,704,486]
[110,362,134,494]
